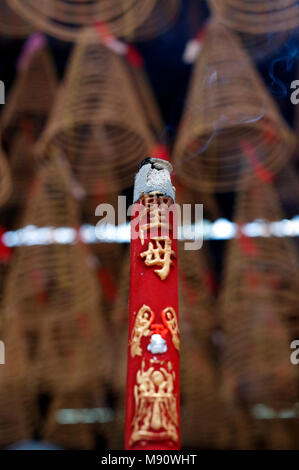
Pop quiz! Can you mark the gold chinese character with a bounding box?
[139,194,172,246]
[140,237,175,280]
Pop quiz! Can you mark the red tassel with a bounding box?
[126,45,144,68]
[236,224,259,257]
[151,144,170,162]
[0,227,12,262]
[241,140,274,184]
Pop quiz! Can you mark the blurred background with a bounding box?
[0,0,299,450]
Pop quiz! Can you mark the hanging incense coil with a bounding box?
[238,31,288,62]
[173,21,295,193]
[10,0,180,41]
[1,39,57,141]
[220,181,298,410]
[37,29,160,196]
[0,0,31,37]
[130,0,180,40]
[0,294,36,447]
[0,149,12,206]
[275,163,299,218]
[42,383,112,450]
[208,0,299,34]
[2,155,109,393]
[108,247,130,449]
[178,244,217,348]
[180,341,226,448]
[0,41,57,210]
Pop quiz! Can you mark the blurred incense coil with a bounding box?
[275,163,299,219]
[42,384,113,450]
[1,39,57,141]
[173,21,295,193]
[0,0,31,37]
[0,41,57,210]
[129,0,180,40]
[37,29,162,195]
[2,155,109,393]
[0,296,36,447]
[10,0,180,41]
[180,341,225,448]
[238,31,289,62]
[208,0,299,34]
[0,149,12,206]
[178,244,217,347]
[219,181,298,409]
[108,247,130,449]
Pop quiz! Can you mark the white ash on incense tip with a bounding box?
[133,157,175,203]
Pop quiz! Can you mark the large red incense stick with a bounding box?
[125,158,180,450]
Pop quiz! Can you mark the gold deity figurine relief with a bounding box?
[161,307,180,352]
[129,359,179,446]
[130,305,155,358]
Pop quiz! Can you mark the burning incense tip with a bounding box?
[133,157,175,203]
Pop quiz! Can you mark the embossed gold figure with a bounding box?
[129,360,179,446]
[140,237,175,280]
[162,307,180,351]
[130,305,154,358]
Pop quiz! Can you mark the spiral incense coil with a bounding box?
[130,0,180,40]
[0,0,31,37]
[10,0,179,41]
[275,163,299,219]
[0,43,57,207]
[0,148,12,206]
[180,343,225,448]
[219,182,298,409]
[42,384,110,450]
[0,298,36,447]
[208,0,299,34]
[108,247,130,449]
[37,29,160,196]
[2,156,109,393]
[0,42,58,143]
[178,244,216,347]
[238,31,288,62]
[173,21,295,193]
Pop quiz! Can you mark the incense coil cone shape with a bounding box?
[0,299,36,447]
[0,149,12,206]
[220,181,298,409]
[173,21,295,193]
[37,30,160,195]
[208,0,299,34]
[42,384,111,450]
[180,342,225,448]
[0,42,57,137]
[129,0,180,40]
[0,43,57,208]
[0,0,31,37]
[2,155,109,393]
[238,31,289,62]
[178,244,216,348]
[10,0,179,41]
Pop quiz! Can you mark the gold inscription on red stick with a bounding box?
[139,194,175,280]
